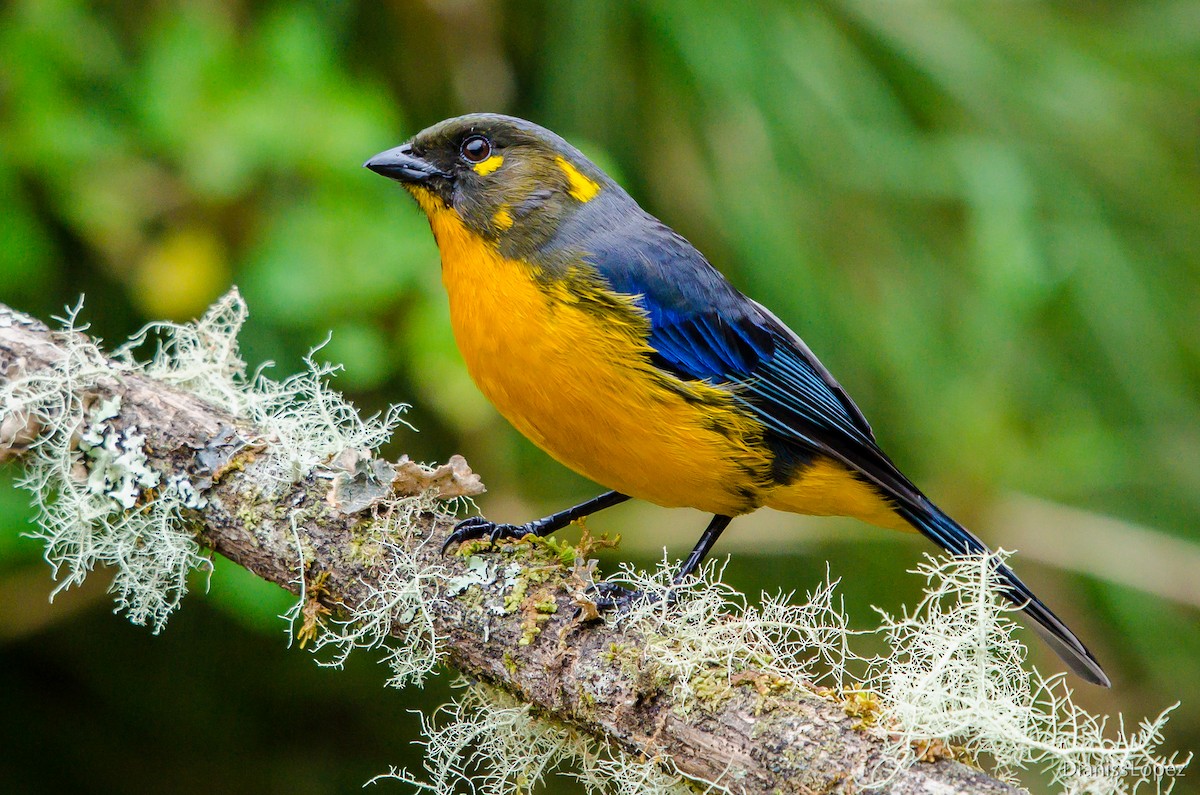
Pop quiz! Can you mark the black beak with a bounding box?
[363,144,449,183]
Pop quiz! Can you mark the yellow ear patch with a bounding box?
[472,155,504,176]
[493,205,514,230]
[555,156,600,203]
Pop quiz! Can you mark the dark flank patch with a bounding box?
[762,432,817,485]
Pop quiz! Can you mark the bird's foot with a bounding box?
[581,581,677,616]
[441,516,541,554]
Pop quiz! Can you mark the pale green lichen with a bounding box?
[502,577,528,614]
[114,292,411,491]
[282,503,446,689]
[608,558,855,702]
[3,290,418,633]
[446,555,496,597]
[590,552,1189,794]
[863,553,1191,792]
[4,302,212,631]
[370,681,703,795]
[78,396,158,508]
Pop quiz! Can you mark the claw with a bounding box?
[441,516,487,554]
[440,516,533,554]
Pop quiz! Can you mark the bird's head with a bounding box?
[365,114,615,253]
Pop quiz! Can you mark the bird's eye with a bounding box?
[460,135,492,164]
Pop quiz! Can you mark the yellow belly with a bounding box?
[764,457,913,532]
[423,201,773,515]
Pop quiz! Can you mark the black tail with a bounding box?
[894,497,1111,687]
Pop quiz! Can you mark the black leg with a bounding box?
[674,514,733,583]
[442,490,630,553]
[590,514,734,611]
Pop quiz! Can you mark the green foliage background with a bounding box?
[1,1,1197,792]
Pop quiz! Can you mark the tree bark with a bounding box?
[0,302,1019,795]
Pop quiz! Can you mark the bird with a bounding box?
[364,113,1110,687]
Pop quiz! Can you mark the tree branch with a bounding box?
[0,302,1019,795]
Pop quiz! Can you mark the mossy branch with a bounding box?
[0,299,1044,794]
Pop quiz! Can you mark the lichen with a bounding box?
[864,553,1192,791]
[595,553,1188,793]
[114,293,411,493]
[77,396,161,509]
[371,681,702,795]
[285,507,446,689]
[446,555,495,597]
[518,605,553,646]
[610,558,855,702]
[502,577,528,613]
[840,689,881,731]
[2,290,426,637]
[3,302,213,631]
